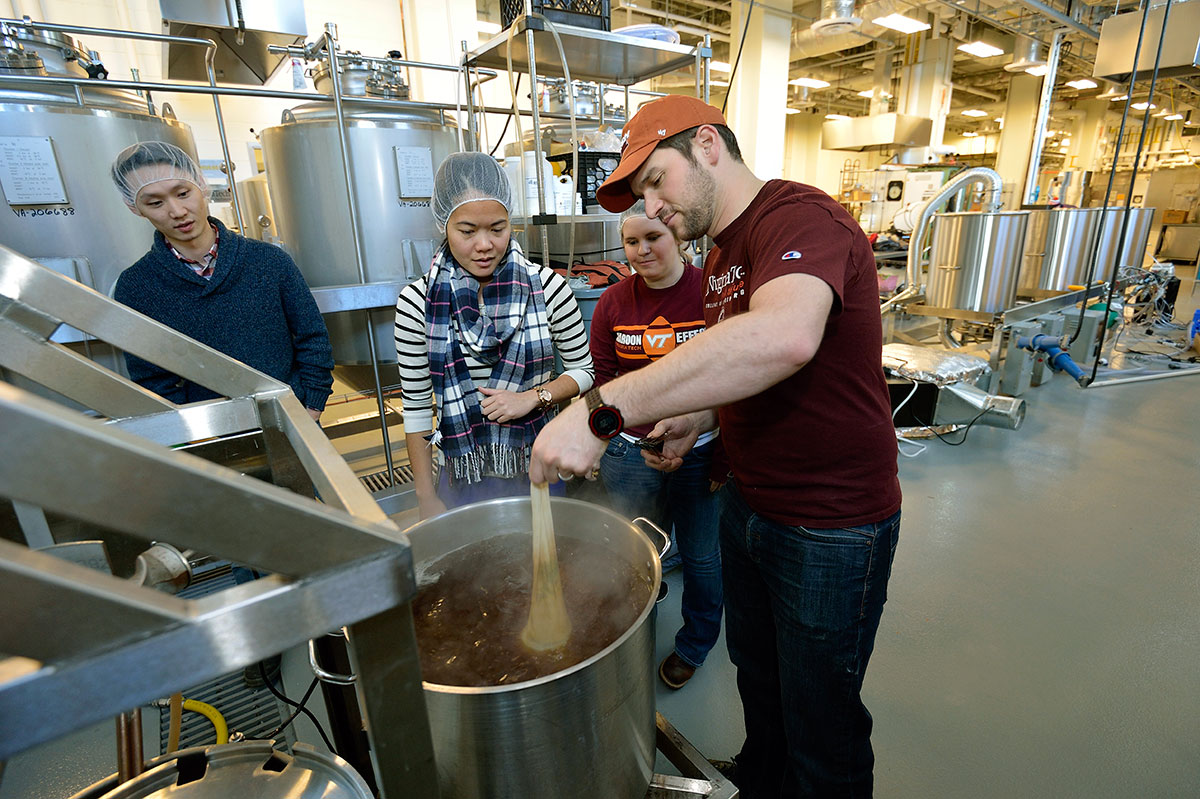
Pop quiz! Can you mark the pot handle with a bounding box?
[308,629,357,686]
[630,516,671,560]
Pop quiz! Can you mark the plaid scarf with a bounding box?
[425,239,555,484]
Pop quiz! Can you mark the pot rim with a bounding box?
[403,496,661,695]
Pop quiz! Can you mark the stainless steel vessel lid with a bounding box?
[69,741,373,799]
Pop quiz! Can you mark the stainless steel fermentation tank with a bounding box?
[260,57,459,364]
[926,211,1030,314]
[0,28,197,297]
[1018,207,1155,294]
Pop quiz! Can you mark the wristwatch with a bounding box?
[585,388,624,440]
[535,386,554,410]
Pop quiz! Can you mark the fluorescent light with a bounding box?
[1025,64,1049,77]
[962,131,979,138]
[958,40,1004,58]
[1111,94,1128,102]
[477,20,501,34]
[825,113,851,121]
[1165,113,1184,120]
[856,89,891,98]
[1066,78,1097,90]
[785,108,802,115]
[872,13,930,34]
[789,77,830,88]
[1131,102,1156,110]
[961,109,988,117]
[710,61,732,72]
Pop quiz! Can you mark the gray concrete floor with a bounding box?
[652,275,1200,797]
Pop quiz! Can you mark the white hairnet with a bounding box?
[619,199,650,234]
[432,151,512,232]
[111,141,206,207]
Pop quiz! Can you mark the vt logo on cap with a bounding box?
[596,95,728,213]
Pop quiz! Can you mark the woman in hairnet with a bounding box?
[394,152,594,519]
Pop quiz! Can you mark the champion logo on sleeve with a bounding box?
[782,250,803,261]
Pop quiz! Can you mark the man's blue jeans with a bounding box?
[719,480,900,798]
[601,436,723,667]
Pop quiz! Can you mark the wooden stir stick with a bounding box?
[521,480,572,651]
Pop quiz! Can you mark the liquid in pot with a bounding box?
[413,533,651,686]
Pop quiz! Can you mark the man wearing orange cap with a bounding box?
[530,95,901,797]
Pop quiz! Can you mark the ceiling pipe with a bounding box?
[791,0,911,59]
[1011,0,1099,40]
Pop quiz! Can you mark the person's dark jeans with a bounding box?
[601,436,723,667]
[719,480,900,798]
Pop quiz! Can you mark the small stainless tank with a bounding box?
[234,174,277,242]
[1019,207,1155,293]
[260,55,459,364]
[926,211,1030,314]
[0,29,197,296]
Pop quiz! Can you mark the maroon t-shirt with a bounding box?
[590,265,707,439]
[704,179,901,527]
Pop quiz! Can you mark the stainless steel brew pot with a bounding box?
[402,496,663,799]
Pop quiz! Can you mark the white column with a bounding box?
[783,111,824,185]
[725,0,792,178]
[400,0,477,105]
[995,73,1042,206]
[896,35,953,164]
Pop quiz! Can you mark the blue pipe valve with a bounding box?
[1016,334,1091,387]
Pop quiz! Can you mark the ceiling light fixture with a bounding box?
[1111,94,1129,102]
[1131,101,1156,110]
[1066,78,1098,90]
[1025,64,1050,77]
[789,77,831,88]
[1165,113,1184,120]
[825,113,852,121]
[872,13,930,34]
[962,131,979,137]
[958,40,1005,59]
[785,108,802,115]
[961,109,988,117]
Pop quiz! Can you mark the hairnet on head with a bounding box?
[432,151,512,232]
[111,141,206,207]
[618,199,651,235]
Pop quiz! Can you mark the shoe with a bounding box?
[656,581,669,603]
[658,651,696,689]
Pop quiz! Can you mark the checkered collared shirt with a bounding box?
[169,224,220,278]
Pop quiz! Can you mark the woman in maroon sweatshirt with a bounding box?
[588,200,723,690]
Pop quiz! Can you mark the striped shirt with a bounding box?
[394,264,594,434]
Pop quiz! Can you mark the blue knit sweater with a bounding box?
[114,218,334,411]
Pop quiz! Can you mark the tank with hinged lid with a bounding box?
[0,23,198,298]
[260,49,459,365]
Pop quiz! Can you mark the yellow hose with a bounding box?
[181,699,228,746]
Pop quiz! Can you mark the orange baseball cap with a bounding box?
[596,95,727,212]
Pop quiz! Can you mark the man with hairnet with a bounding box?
[110,141,333,420]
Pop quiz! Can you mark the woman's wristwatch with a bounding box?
[535,386,554,410]
[585,388,624,440]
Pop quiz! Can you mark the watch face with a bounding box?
[589,407,623,439]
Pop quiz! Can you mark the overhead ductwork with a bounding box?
[792,0,908,60]
[1005,35,1046,73]
[160,0,306,85]
[821,112,932,150]
[811,0,863,36]
[1093,2,1200,81]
